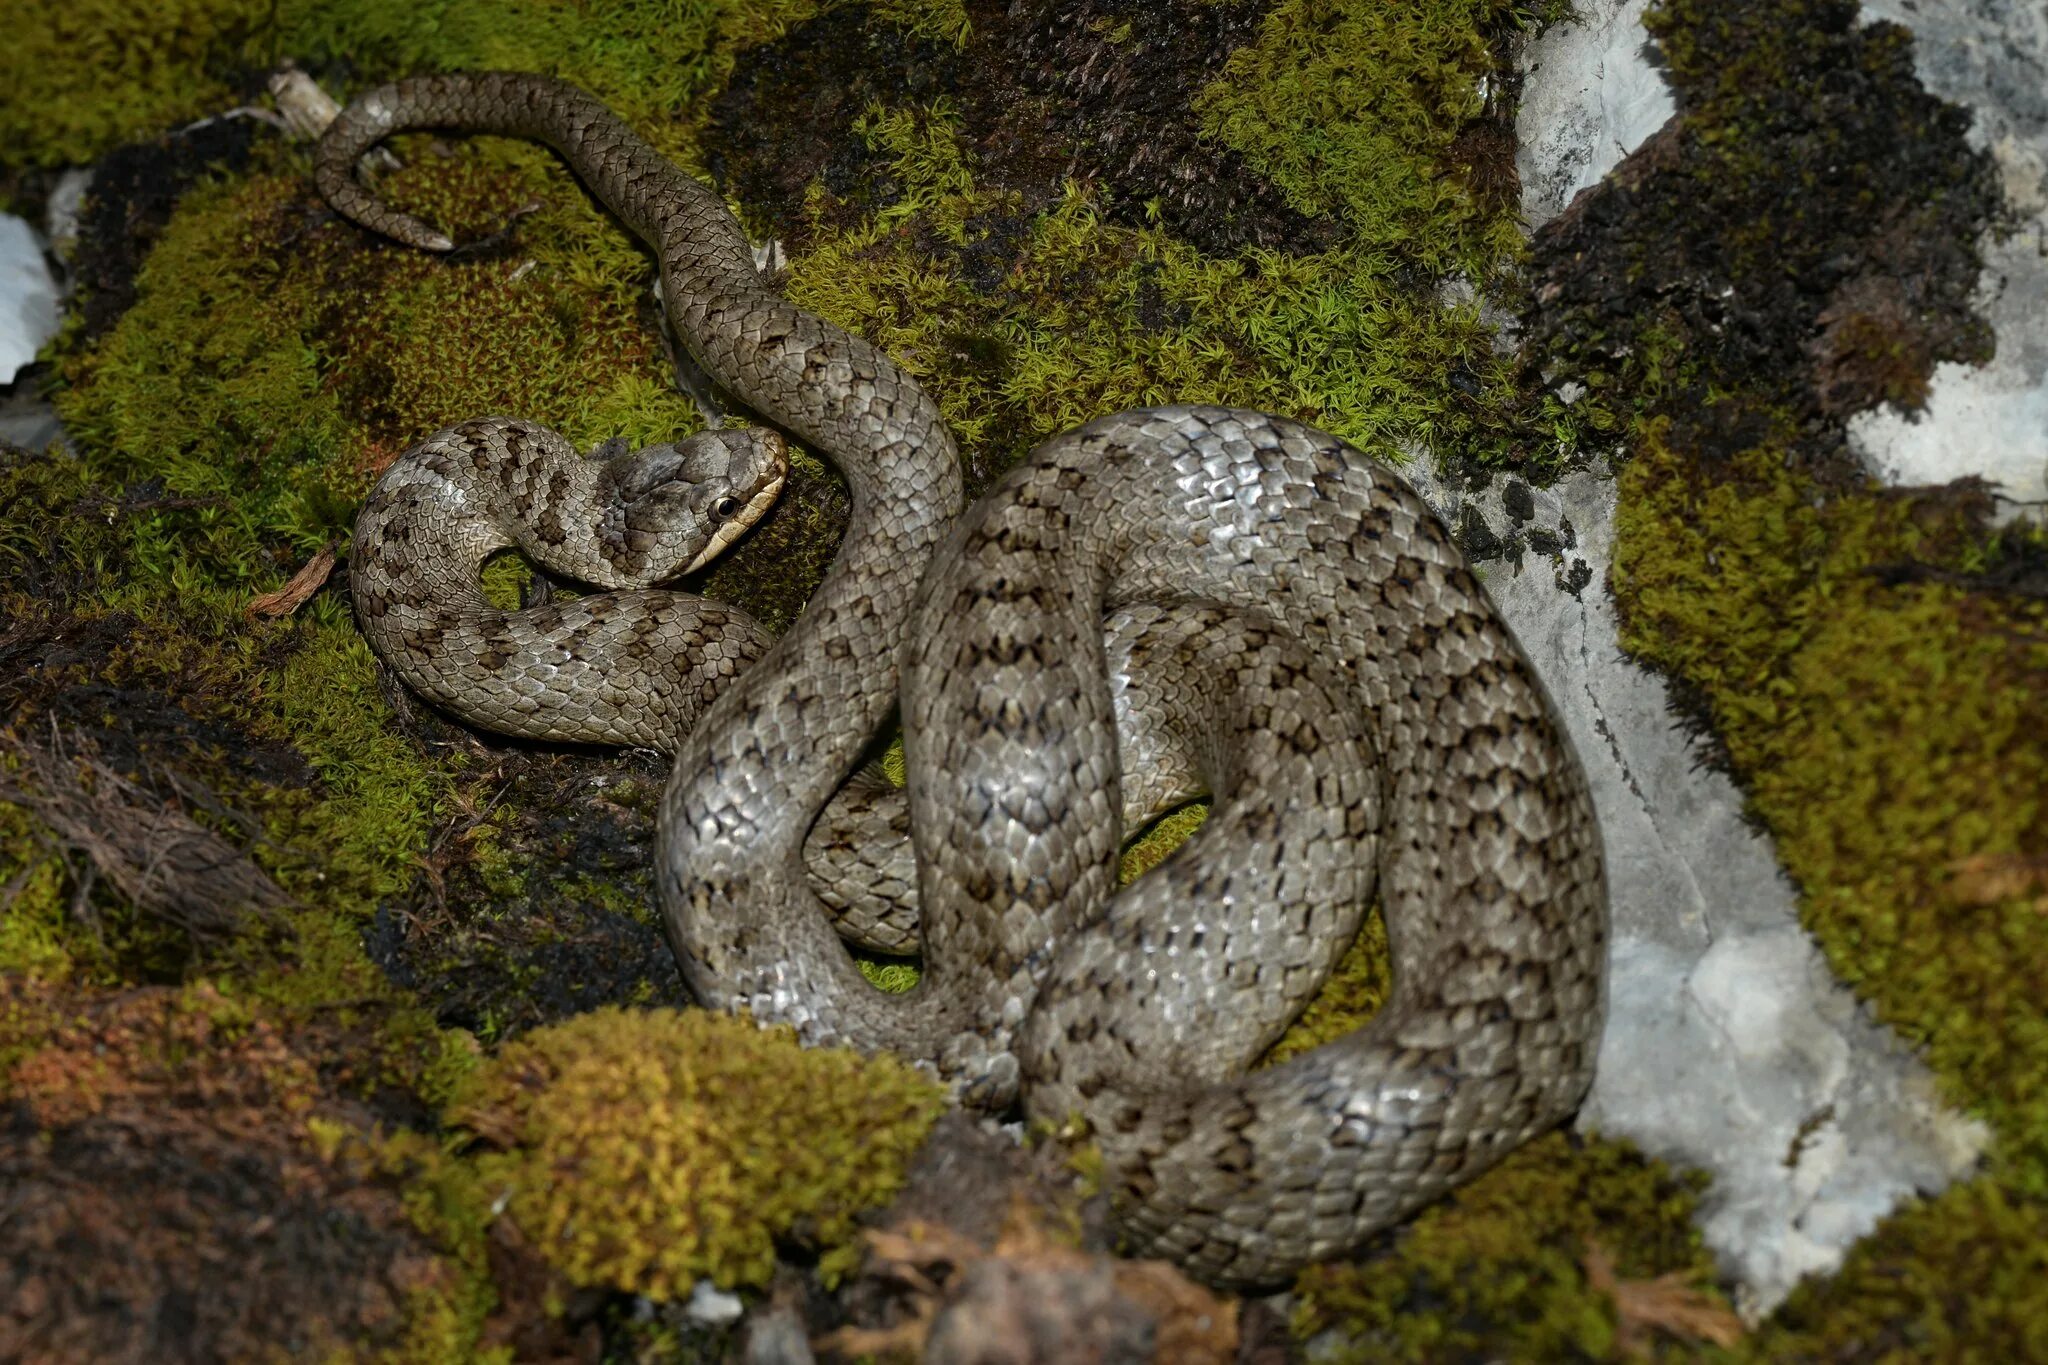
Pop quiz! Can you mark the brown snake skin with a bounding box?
[323,72,1608,1287]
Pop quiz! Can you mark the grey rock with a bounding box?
[45,168,92,262]
[1515,0,1676,231]
[742,1305,817,1365]
[685,1278,745,1326]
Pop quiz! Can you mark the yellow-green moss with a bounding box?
[1294,1132,1727,1363]
[786,139,1523,480]
[1195,0,1540,273]
[1743,1178,2048,1361]
[868,0,971,49]
[0,0,274,172]
[454,1005,946,1297]
[1117,803,1211,883]
[0,0,830,174]
[0,804,79,982]
[1259,907,1391,1066]
[1608,415,2048,1352]
[1613,420,2048,1183]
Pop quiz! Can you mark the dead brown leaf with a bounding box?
[1948,851,2048,911]
[1585,1241,1744,1358]
[246,542,337,619]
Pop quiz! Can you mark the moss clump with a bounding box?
[454,1006,945,1298]
[0,0,272,173]
[1195,0,1541,270]
[0,978,500,1363]
[1522,0,1998,450]
[1294,1132,1726,1362]
[779,96,1537,499]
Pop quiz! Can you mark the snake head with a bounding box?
[601,427,789,580]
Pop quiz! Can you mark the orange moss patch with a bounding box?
[0,978,495,1363]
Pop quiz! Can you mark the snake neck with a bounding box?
[320,73,967,940]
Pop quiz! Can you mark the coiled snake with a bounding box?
[322,72,1607,1287]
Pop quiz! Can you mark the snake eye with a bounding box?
[713,497,740,519]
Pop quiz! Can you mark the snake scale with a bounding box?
[323,72,1607,1288]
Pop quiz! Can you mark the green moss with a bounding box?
[53,165,350,601]
[1295,1132,1726,1363]
[1195,0,1537,274]
[1523,0,1997,449]
[0,805,79,983]
[868,0,971,49]
[268,610,445,901]
[1260,906,1391,1067]
[454,1006,945,1297]
[779,69,1543,493]
[0,0,272,172]
[856,955,922,993]
[1116,803,1210,883]
[0,0,831,173]
[1743,1179,2048,1361]
[1613,420,2048,1185]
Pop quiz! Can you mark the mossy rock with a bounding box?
[12,0,2040,1355]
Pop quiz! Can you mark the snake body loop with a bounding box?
[326,73,1608,1287]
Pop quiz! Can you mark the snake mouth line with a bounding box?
[683,470,787,575]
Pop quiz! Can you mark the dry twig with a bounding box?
[0,727,292,942]
[246,542,338,619]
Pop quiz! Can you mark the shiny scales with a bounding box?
[322,72,1608,1288]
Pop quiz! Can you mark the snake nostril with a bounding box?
[714,497,740,519]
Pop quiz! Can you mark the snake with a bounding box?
[321,72,1608,1288]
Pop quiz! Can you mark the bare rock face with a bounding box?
[924,1259,1154,1364]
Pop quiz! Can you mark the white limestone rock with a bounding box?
[0,213,61,386]
[1516,0,1676,231]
